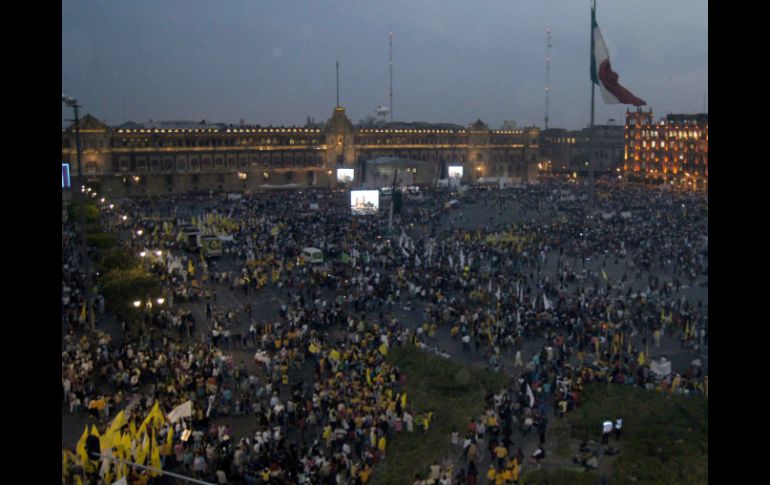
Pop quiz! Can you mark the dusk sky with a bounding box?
[62,0,707,130]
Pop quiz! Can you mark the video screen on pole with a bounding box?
[62,163,71,189]
[350,190,380,215]
[448,166,464,178]
[337,168,354,183]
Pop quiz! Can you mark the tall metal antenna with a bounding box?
[389,32,394,122]
[545,28,552,130]
[336,60,340,107]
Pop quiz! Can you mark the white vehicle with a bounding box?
[302,247,324,265]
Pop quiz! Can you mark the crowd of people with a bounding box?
[63,179,707,484]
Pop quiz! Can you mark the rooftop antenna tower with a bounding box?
[389,32,394,122]
[545,28,552,130]
[336,60,340,107]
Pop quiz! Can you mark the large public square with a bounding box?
[62,178,707,484]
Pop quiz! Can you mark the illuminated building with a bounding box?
[624,109,708,190]
[61,107,540,195]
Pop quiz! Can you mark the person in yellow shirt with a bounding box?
[494,443,508,468]
[502,466,514,483]
[495,469,507,485]
[512,458,520,482]
[487,465,497,482]
[359,464,372,484]
[378,435,387,459]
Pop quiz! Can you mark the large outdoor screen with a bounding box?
[350,190,380,214]
[62,163,71,189]
[337,168,354,183]
[448,166,464,178]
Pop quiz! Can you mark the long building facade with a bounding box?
[623,109,708,190]
[61,107,540,196]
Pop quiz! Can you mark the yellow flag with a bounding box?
[76,425,88,455]
[188,260,195,275]
[100,429,116,454]
[121,432,132,455]
[167,426,175,446]
[90,424,100,438]
[637,351,646,365]
[308,343,320,354]
[107,410,127,435]
[152,402,166,429]
[366,368,372,385]
[74,475,84,485]
[76,426,94,473]
[378,343,389,356]
[129,419,137,439]
[141,402,159,431]
[401,392,407,409]
[137,434,150,465]
[62,449,69,479]
[329,349,341,361]
[150,432,162,476]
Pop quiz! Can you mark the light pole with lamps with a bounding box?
[63,94,95,333]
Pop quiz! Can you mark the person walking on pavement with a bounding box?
[537,417,548,445]
[602,420,613,445]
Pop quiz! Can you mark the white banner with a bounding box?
[650,359,672,378]
[167,400,193,423]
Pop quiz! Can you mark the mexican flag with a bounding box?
[591,5,646,106]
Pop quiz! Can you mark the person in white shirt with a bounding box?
[215,469,227,484]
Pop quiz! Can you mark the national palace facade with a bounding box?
[62,106,541,196]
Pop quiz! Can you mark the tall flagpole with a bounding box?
[336,60,340,107]
[390,32,394,122]
[545,28,552,130]
[588,0,597,209]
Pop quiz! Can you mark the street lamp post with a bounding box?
[63,94,95,333]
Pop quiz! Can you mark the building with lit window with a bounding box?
[624,109,708,190]
[61,107,540,196]
[539,123,624,176]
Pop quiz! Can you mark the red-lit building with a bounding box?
[624,109,708,190]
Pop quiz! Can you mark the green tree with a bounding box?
[101,267,162,314]
[86,232,117,250]
[68,201,100,224]
[98,247,138,274]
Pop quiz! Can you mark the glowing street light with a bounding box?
[139,251,147,258]
[136,229,143,236]
[156,298,165,305]
[133,300,142,308]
